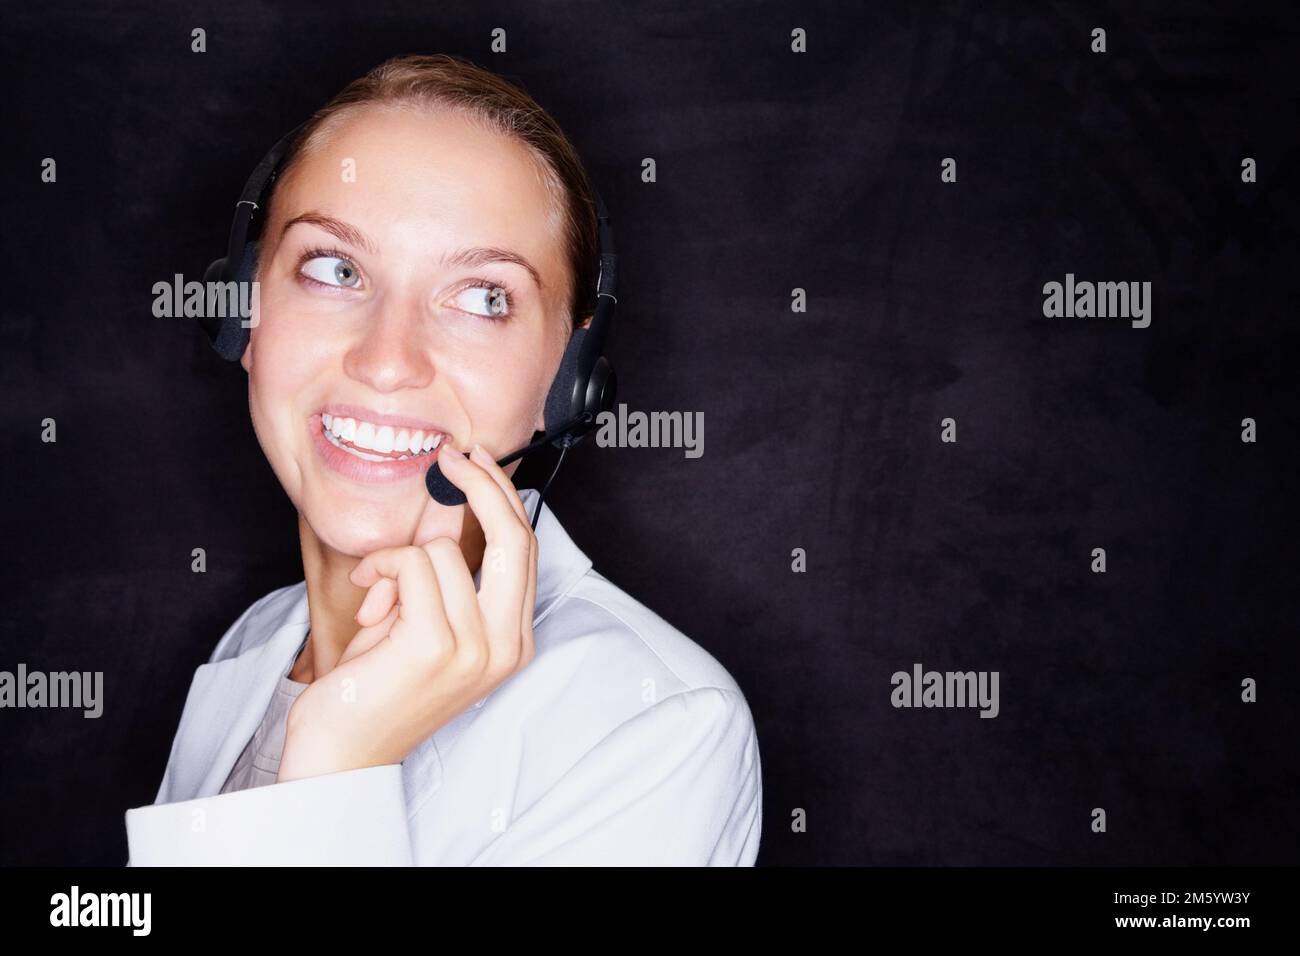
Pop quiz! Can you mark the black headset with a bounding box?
[199,120,619,464]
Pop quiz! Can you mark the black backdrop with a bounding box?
[1,0,1297,866]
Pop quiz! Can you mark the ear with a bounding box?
[237,244,260,373]
[533,352,549,432]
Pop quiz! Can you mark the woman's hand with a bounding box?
[277,443,538,783]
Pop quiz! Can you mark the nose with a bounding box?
[342,298,434,393]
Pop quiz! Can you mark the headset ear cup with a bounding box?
[563,357,615,447]
[198,257,229,349]
[233,240,259,284]
[543,328,586,436]
[590,356,616,417]
[210,242,258,361]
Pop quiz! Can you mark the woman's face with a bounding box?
[242,105,572,556]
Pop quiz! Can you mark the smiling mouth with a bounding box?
[320,413,446,463]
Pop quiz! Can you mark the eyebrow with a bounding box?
[442,246,543,292]
[281,212,378,255]
[280,211,544,291]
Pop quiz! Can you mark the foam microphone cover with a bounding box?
[425,458,467,506]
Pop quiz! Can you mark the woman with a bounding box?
[124,54,762,865]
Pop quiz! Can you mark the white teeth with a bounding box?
[323,428,390,461]
[320,413,444,461]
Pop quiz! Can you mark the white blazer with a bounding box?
[125,489,762,865]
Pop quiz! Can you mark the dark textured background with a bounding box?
[1,0,1297,866]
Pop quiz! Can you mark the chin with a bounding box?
[302,492,462,558]
[308,511,418,557]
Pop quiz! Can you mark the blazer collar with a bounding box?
[170,489,593,808]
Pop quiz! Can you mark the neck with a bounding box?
[290,510,487,683]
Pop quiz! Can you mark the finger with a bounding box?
[466,443,538,659]
[519,527,538,666]
[422,537,481,652]
[412,475,466,549]
[469,443,530,527]
[338,604,399,666]
[461,447,540,655]
[438,443,531,538]
[437,443,532,645]
[355,577,397,628]
[350,545,451,657]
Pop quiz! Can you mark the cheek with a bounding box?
[249,287,337,412]
[455,329,557,438]
[246,297,341,487]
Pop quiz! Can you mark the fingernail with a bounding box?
[471,442,489,464]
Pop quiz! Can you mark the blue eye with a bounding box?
[301,254,362,288]
[454,282,513,320]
